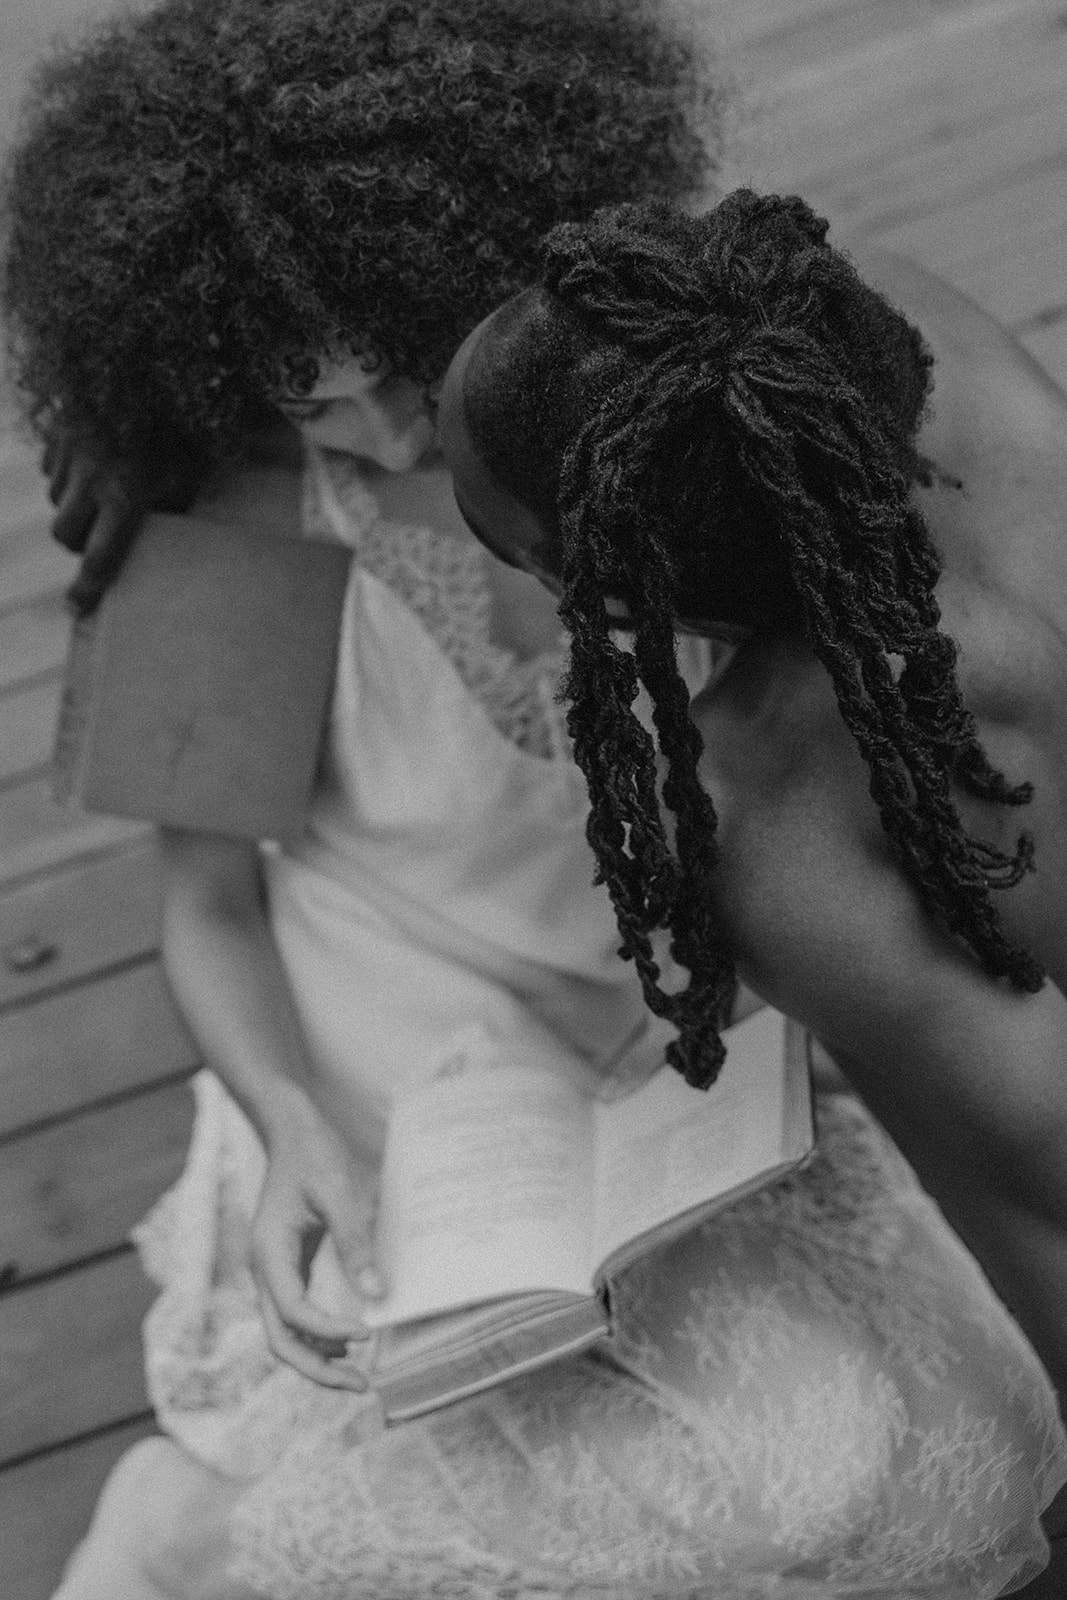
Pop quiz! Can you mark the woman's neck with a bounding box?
[367,455,566,664]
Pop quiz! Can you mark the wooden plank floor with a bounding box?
[0,0,1065,1594]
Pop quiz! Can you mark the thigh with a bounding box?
[52,1438,262,1600]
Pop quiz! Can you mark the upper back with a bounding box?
[692,255,1067,1002]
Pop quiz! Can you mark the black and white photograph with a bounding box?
[1,1,1066,1595]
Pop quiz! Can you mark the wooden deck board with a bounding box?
[0,959,197,1139]
[0,1417,158,1600]
[0,1252,155,1463]
[0,1079,194,1286]
[0,0,1064,1591]
[0,837,161,1008]
[0,673,61,784]
[719,0,1067,325]
[0,774,149,890]
[0,587,68,692]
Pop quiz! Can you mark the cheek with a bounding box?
[300,401,435,469]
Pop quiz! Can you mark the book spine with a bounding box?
[378,1317,608,1423]
[51,610,104,804]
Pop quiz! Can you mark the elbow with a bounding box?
[158,826,266,946]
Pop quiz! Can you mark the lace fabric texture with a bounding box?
[130,452,1067,1598]
[137,1086,1067,1600]
[303,449,570,761]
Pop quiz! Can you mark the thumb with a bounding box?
[324,1200,387,1302]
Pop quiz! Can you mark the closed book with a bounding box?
[53,512,351,840]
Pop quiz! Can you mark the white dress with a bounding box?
[57,449,1067,1600]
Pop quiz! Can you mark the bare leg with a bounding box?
[52,1437,264,1600]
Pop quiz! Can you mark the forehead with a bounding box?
[437,330,479,473]
[439,331,553,559]
[307,353,384,400]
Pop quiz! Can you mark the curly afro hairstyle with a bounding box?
[462,193,1040,1087]
[1,0,721,471]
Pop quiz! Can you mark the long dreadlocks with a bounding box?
[462,191,1041,1089]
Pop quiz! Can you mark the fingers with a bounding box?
[328,1209,388,1305]
[253,1211,369,1340]
[251,1203,375,1391]
[64,494,143,616]
[40,432,59,485]
[42,428,75,507]
[51,459,102,554]
[257,1289,373,1392]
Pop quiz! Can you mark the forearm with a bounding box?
[955,1195,1067,1418]
[158,827,321,1150]
[158,826,382,1382]
[880,1097,1067,1423]
[826,999,1067,1422]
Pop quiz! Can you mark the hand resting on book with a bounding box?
[157,826,386,1393]
[250,1102,387,1391]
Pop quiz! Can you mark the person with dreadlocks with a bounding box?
[9,0,1064,1587]
[437,185,1067,1575]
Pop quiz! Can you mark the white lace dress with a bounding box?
[61,450,1067,1600]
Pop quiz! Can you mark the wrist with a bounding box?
[255,1077,329,1158]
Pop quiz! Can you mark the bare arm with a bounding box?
[159,826,382,1388]
[700,697,1067,1416]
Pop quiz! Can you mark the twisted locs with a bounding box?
[535,192,1040,1087]
[557,401,734,1086]
[724,332,1037,978]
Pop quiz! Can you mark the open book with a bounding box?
[324,1007,812,1421]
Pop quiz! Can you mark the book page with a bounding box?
[588,1007,794,1274]
[366,1059,597,1327]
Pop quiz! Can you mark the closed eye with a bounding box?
[278,397,331,421]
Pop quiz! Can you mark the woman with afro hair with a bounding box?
[5,0,721,609]
[5,1,1065,1595]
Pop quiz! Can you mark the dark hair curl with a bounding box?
[1,0,720,470]
[463,192,1041,1088]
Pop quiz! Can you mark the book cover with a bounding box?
[52,512,351,840]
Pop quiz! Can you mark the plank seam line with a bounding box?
[0,580,67,627]
[0,828,156,895]
[0,1058,199,1151]
[0,1239,135,1302]
[848,147,1067,240]
[0,948,161,1020]
[0,825,156,902]
[747,0,1067,96]
[0,662,63,701]
[1018,301,1067,333]
[0,756,52,797]
[0,1407,156,1477]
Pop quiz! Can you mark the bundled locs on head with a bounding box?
[465,190,1041,1089]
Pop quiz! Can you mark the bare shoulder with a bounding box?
[853,247,1067,425]
[852,253,1067,854]
[852,249,1065,513]
[688,255,1067,1155]
[691,636,906,1013]
[691,635,1067,1103]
